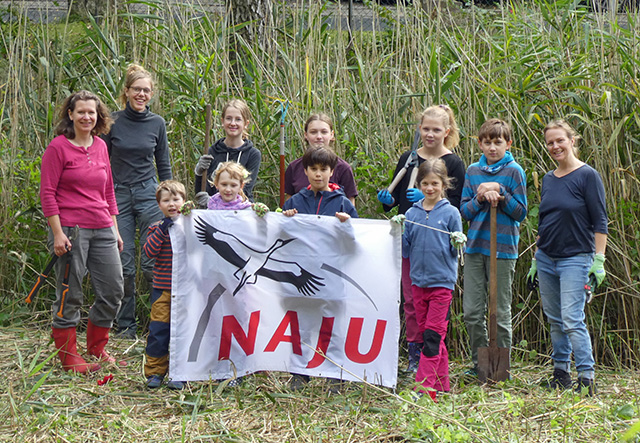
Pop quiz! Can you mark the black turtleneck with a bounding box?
[103,102,172,186]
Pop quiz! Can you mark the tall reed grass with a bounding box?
[0,0,638,366]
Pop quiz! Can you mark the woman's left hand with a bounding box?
[117,232,124,253]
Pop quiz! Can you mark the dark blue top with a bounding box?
[537,164,608,258]
[283,186,358,218]
[104,103,172,185]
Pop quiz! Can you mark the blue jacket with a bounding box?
[460,151,527,259]
[283,186,358,218]
[402,199,462,290]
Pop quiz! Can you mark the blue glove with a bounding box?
[588,253,606,288]
[406,188,423,202]
[159,217,174,234]
[377,190,394,206]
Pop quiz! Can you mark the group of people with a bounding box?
[39,63,608,398]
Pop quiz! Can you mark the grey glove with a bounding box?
[195,155,214,175]
[195,191,210,209]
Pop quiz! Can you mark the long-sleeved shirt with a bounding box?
[40,135,118,228]
[460,151,527,259]
[104,103,172,186]
[143,222,173,290]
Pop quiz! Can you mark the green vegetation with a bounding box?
[0,0,639,439]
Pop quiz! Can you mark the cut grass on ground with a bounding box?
[1,326,639,442]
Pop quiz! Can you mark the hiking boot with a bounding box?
[146,374,164,389]
[166,380,186,390]
[575,377,596,396]
[546,368,573,390]
[289,374,310,391]
[406,342,421,373]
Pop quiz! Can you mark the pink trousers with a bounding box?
[402,257,422,343]
[412,285,452,393]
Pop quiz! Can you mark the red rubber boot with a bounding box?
[51,327,101,374]
[87,320,127,367]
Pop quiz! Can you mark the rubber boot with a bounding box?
[52,327,101,374]
[87,320,127,367]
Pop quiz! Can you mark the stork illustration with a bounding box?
[194,218,325,296]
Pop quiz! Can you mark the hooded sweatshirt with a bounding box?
[283,183,358,218]
[460,151,527,259]
[402,198,462,289]
[194,138,262,201]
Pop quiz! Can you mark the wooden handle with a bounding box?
[201,104,212,193]
[489,205,498,347]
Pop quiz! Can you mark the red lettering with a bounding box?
[306,317,334,368]
[264,310,302,355]
[218,311,260,360]
[344,318,387,364]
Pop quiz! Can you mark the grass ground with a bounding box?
[1,325,639,442]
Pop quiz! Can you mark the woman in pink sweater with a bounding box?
[40,91,125,373]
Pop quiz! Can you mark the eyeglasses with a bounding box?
[129,86,152,95]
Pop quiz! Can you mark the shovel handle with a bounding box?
[489,205,498,346]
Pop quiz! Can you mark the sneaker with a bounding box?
[575,377,596,396]
[547,368,572,390]
[146,374,164,389]
[227,376,244,387]
[289,374,310,391]
[464,365,478,377]
[326,378,342,394]
[166,380,186,390]
[406,343,421,373]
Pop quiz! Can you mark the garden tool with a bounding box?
[477,205,510,383]
[276,99,289,207]
[56,226,80,318]
[26,226,79,304]
[200,103,212,192]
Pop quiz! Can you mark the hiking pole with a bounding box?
[201,104,212,192]
[276,100,290,207]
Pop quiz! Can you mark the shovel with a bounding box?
[477,205,510,383]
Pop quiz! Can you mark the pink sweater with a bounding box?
[40,135,118,229]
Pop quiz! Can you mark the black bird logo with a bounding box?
[194,218,325,296]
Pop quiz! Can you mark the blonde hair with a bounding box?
[119,64,154,107]
[544,119,579,156]
[222,99,252,139]
[210,161,251,202]
[156,180,186,202]
[416,158,452,198]
[304,113,334,148]
[420,105,460,149]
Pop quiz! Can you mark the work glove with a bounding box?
[526,259,538,291]
[159,217,174,234]
[252,202,269,217]
[390,214,406,233]
[588,253,606,288]
[195,191,210,209]
[406,188,423,203]
[195,154,214,175]
[180,201,196,216]
[377,190,394,206]
[450,231,467,249]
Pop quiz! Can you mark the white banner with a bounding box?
[169,210,402,388]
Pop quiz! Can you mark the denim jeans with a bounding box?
[536,249,595,379]
[114,177,163,332]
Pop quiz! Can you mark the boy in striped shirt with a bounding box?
[143,180,186,390]
[460,119,527,376]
